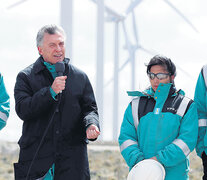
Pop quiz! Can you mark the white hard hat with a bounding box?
[127,159,165,180]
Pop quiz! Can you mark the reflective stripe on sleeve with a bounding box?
[120,139,138,152]
[132,97,140,130]
[172,139,190,156]
[176,97,191,117]
[0,111,8,122]
[199,119,207,127]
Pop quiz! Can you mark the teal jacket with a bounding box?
[194,65,207,157]
[0,73,10,130]
[119,83,198,180]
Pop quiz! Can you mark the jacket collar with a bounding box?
[33,56,70,74]
[33,56,45,74]
[146,83,176,97]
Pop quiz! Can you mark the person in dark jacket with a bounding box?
[14,24,100,180]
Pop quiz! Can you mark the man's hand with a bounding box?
[86,124,100,139]
[51,76,67,94]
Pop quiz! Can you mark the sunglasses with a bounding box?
[148,72,170,80]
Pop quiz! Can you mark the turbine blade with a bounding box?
[121,21,132,51]
[105,58,130,87]
[138,45,157,56]
[104,77,114,87]
[177,65,194,79]
[125,0,143,15]
[164,0,199,33]
[131,10,139,45]
[91,0,124,20]
[105,6,124,19]
[119,58,131,72]
[7,0,28,9]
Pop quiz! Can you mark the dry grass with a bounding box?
[0,141,203,180]
[88,143,203,180]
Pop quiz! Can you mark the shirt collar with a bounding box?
[33,56,70,74]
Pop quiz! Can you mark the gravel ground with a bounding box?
[88,142,203,180]
[0,141,203,180]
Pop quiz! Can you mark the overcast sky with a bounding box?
[0,0,207,141]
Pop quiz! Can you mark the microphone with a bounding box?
[55,61,65,94]
[55,61,65,76]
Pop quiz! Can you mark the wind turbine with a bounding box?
[121,0,198,87]
[125,0,198,33]
[91,0,156,140]
[92,0,198,141]
[7,0,74,60]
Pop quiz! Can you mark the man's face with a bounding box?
[149,65,174,91]
[38,32,65,64]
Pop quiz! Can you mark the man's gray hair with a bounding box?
[36,24,66,47]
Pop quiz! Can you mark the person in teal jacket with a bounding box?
[0,73,10,130]
[194,65,207,180]
[119,55,198,180]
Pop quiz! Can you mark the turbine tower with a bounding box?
[96,0,105,140]
[60,0,73,60]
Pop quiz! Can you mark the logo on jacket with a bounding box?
[167,107,176,113]
[154,108,161,114]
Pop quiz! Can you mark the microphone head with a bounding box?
[55,61,65,76]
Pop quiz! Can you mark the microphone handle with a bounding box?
[57,72,63,76]
[57,72,64,93]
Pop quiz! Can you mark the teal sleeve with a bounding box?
[50,87,57,100]
[118,104,144,169]
[194,71,207,157]
[44,163,55,179]
[0,119,6,130]
[156,102,198,167]
[0,74,10,130]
